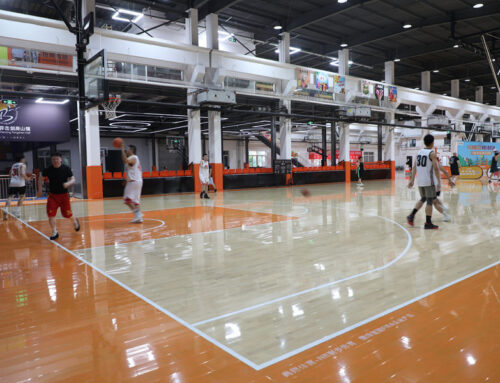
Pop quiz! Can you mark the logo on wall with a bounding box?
[0,103,19,125]
[375,84,384,101]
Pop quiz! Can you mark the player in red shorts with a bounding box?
[37,152,80,240]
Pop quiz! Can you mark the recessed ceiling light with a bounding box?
[433,69,439,73]
[403,24,412,29]
[274,47,301,54]
[338,0,348,3]
[493,58,496,62]
[394,58,401,62]
[465,79,471,82]
[112,9,143,23]
[415,87,420,90]
[453,44,460,48]
[36,97,70,104]
[491,86,496,89]
[340,43,348,48]
[274,25,282,30]
[473,3,484,8]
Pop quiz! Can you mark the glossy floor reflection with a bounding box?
[1,176,500,382]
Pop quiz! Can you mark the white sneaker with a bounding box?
[130,212,143,223]
[443,212,451,222]
[13,209,20,218]
[2,209,7,220]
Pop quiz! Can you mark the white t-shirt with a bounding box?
[9,162,26,187]
[126,155,142,182]
[416,148,435,187]
[199,160,210,184]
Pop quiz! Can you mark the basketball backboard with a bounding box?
[84,49,108,108]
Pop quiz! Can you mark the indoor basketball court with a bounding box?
[2,0,500,382]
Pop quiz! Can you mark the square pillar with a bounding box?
[85,106,102,199]
[496,92,500,107]
[278,32,290,64]
[451,79,459,98]
[331,124,337,166]
[208,109,223,191]
[279,99,292,159]
[339,123,350,182]
[185,8,199,46]
[475,86,483,103]
[188,93,202,192]
[338,49,349,76]
[206,13,219,50]
[384,61,395,84]
[421,71,431,92]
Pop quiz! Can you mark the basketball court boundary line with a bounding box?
[256,256,500,369]
[8,213,260,371]
[192,215,413,327]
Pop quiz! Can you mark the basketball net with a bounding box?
[102,96,121,119]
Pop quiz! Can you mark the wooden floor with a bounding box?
[2,176,500,382]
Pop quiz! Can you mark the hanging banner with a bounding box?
[315,71,329,91]
[333,75,346,94]
[457,141,500,166]
[0,99,70,142]
[388,86,397,102]
[297,68,311,89]
[375,84,384,101]
[361,80,374,96]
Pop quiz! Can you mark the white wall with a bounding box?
[100,137,153,172]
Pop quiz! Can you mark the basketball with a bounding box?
[113,137,123,148]
[26,172,33,178]
[301,188,311,197]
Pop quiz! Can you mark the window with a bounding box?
[410,139,416,147]
[364,152,374,162]
[249,150,266,167]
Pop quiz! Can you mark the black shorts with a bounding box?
[436,191,441,197]
[8,186,26,197]
[451,169,459,176]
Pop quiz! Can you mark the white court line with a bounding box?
[256,257,500,370]
[77,217,166,232]
[8,212,260,371]
[192,214,413,327]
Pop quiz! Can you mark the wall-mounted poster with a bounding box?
[333,75,345,94]
[361,80,373,96]
[297,68,311,89]
[315,71,329,91]
[375,84,384,101]
[0,99,70,142]
[388,86,397,102]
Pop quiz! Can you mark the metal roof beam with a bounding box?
[197,0,244,20]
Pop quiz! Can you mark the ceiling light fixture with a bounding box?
[433,69,439,73]
[274,46,301,54]
[274,25,282,30]
[394,58,401,62]
[453,43,460,48]
[465,78,471,82]
[338,0,348,3]
[112,9,144,23]
[340,43,348,48]
[36,98,70,104]
[473,3,484,8]
[403,24,412,29]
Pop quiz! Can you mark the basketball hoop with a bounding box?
[102,96,121,119]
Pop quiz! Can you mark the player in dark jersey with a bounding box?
[357,156,364,187]
[488,151,500,183]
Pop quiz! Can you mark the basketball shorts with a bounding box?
[8,186,26,197]
[418,185,437,200]
[451,168,460,176]
[47,193,73,218]
[124,180,143,205]
[199,174,210,185]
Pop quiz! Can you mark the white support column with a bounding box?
[278,32,290,64]
[208,110,222,163]
[85,106,100,166]
[338,49,349,76]
[384,61,395,84]
[475,86,484,103]
[339,123,350,161]
[497,92,500,106]
[279,99,292,159]
[185,8,198,46]
[421,71,431,92]
[206,13,219,50]
[187,92,201,164]
[451,79,460,98]
[384,113,395,161]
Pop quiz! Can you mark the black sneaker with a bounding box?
[200,192,204,198]
[204,193,210,199]
[214,188,217,193]
[74,218,80,232]
[406,215,414,227]
[424,223,439,230]
[50,232,59,240]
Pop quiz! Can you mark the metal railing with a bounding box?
[0,175,38,200]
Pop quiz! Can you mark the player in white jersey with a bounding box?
[407,134,442,229]
[3,155,33,219]
[121,143,143,223]
[199,154,210,199]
